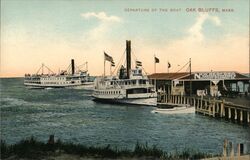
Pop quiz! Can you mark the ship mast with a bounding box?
[189,58,192,96]
[71,59,75,75]
[126,40,131,79]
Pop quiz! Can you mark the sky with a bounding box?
[1,0,249,77]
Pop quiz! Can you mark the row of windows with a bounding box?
[109,80,148,86]
[25,78,40,81]
[42,82,64,84]
[25,81,41,84]
[43,81,80,84]
[132,70,142,74]
[66,76,86,80]
[42,81,77,85]
[96,90,121,95]
[42,77,66,80]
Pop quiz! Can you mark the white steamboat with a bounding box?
[92,40,157,106]
[24,59,94,89]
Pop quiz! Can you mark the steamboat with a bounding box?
[24,59,94,89]
[92,40,157,106]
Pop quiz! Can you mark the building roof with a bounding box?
[148,72,189,80]
[149,72,250,81]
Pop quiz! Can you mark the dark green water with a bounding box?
[1,78,250,154]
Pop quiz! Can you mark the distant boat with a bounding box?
[24,59,94,89]
[92,40,157,106]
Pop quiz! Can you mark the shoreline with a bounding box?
[1,136,214,160]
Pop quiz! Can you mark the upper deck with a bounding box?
[95,68,153,90]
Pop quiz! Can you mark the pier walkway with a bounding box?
[224,96,250,108]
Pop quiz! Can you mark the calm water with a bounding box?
[1,78,250,154]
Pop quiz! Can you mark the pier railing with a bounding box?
[158,93,250,125]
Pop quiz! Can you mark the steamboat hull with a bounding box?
[24,82,94,89]
[93,97,157,106]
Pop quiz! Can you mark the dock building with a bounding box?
[149,71,250,97]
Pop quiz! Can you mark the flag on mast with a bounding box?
[155,57,159,63]
[104,52,113,62]
[168,62,171,68]
[136,60,142,66]
[154,55,159,73]
[111,61,115,67]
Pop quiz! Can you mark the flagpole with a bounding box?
[154,55,156,73]
[154,55,156,91]
[189,58,192,96]
[104,53,105,77]
[110,63,111,75]
[167,61,169,74]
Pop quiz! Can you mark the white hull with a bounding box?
[151,106,195,114]
[24,82,94,90]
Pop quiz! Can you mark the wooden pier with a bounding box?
[158,93,250,125]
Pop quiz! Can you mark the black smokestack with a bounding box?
[126,40,131,79]
[71,59,75,75]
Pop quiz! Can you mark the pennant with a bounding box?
[136,60,142,66]
[168,62,171,68]
[104,52,113,62]
[155,57,159,63]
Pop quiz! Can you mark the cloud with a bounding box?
[130,14,247,74]
[188,13,221,42]
[76,12,124,75]
[79,12,123,46]
[131,34,248,74]
[81,12,122,22]
[80,12,122,41]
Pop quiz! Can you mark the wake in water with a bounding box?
[0,97,35,108]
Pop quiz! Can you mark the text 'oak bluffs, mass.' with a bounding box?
[124,8,234,13]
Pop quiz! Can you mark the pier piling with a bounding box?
[237,143,241,159]
[229,142,234,160]
[223,139,228,160]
